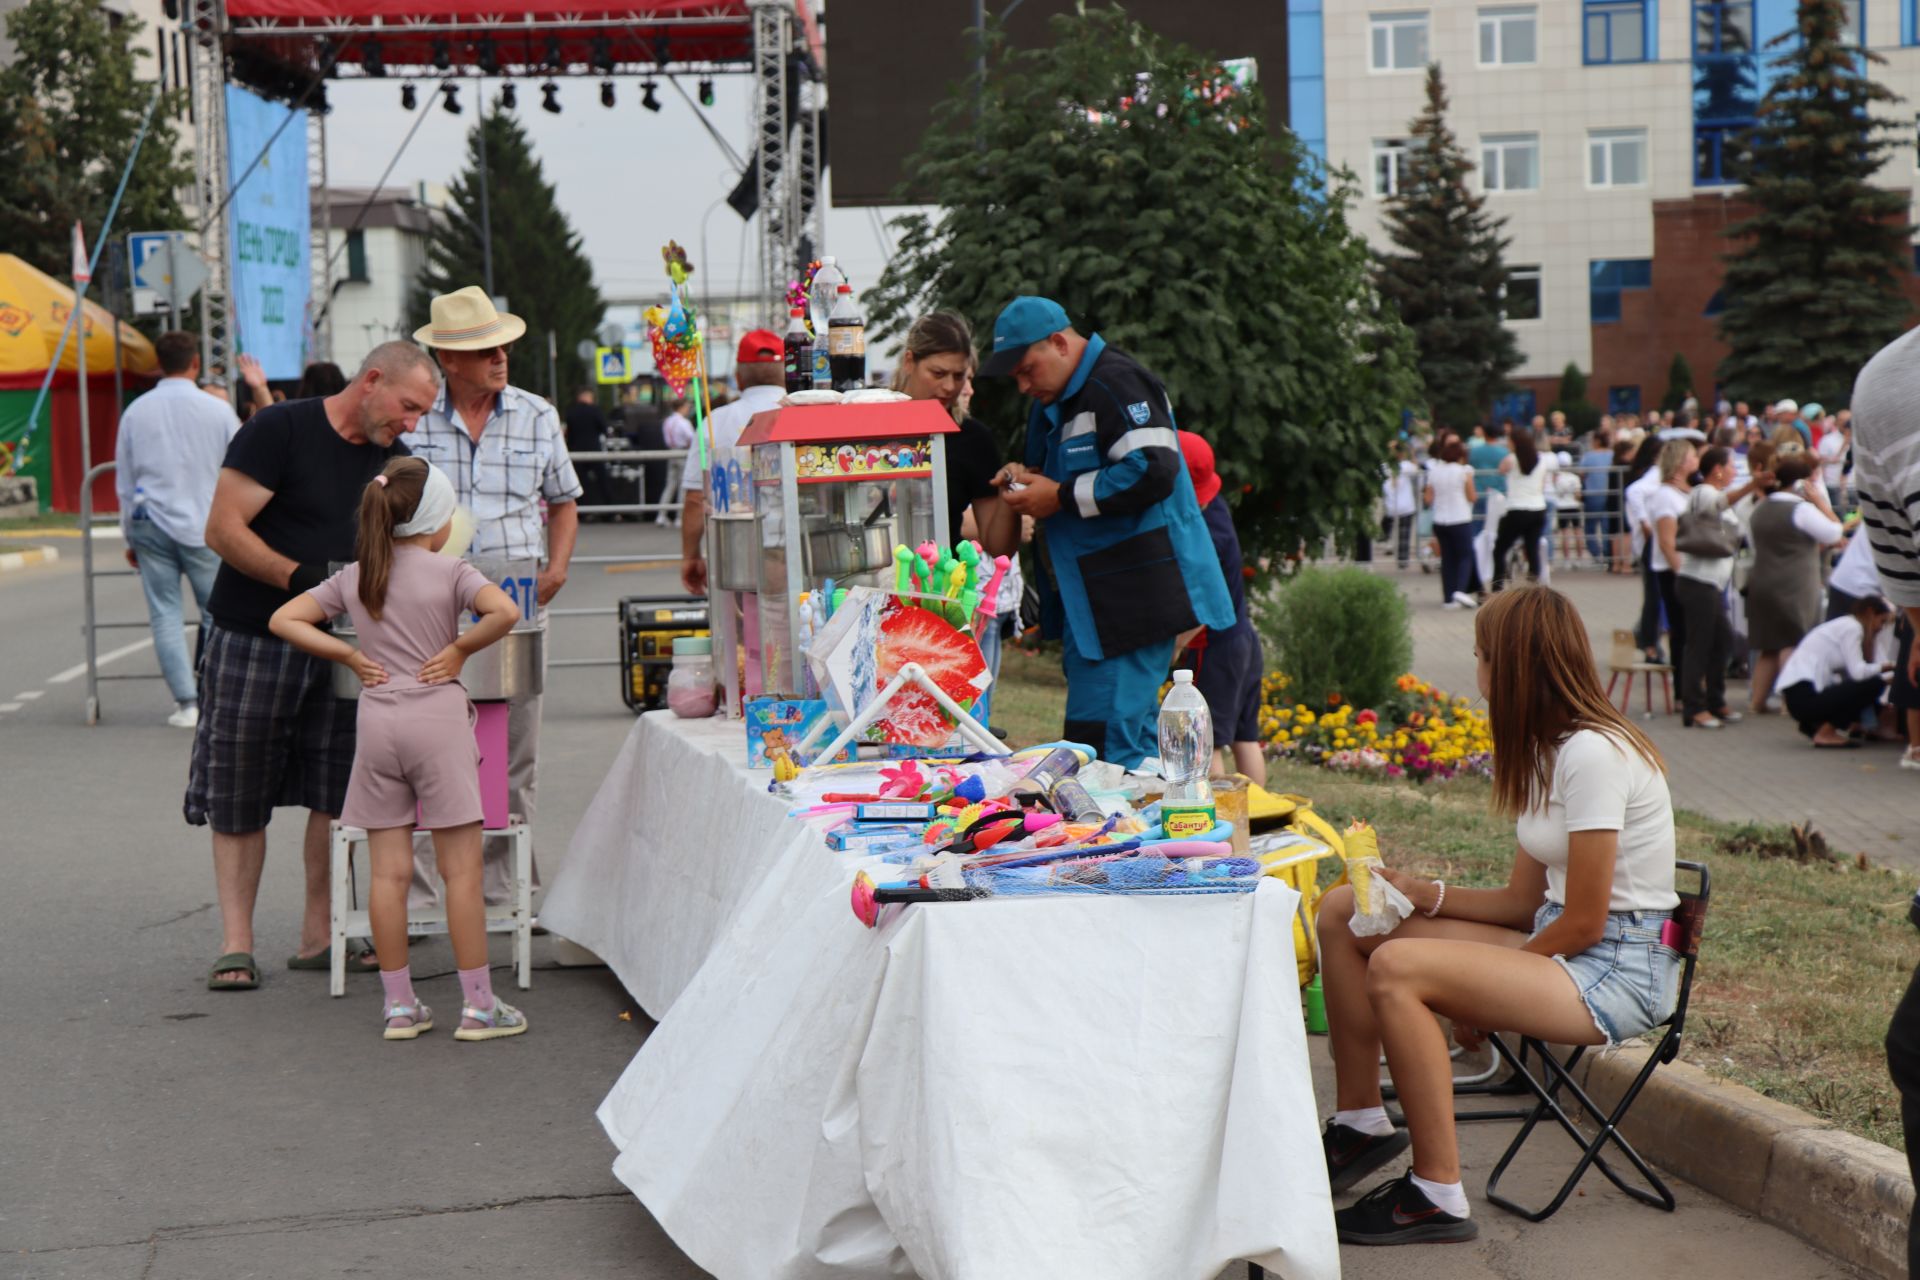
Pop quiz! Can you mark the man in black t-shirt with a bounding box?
[186,341,439,990]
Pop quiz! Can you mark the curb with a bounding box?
[0,545,59,573]
[1576,1044,1913,1279]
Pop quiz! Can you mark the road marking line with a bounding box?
[0,702,19,712]
[15,691,42,700]
[48,636,154,685]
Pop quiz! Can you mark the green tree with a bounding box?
[1662,351,1695,413]
[1717,0,1911,408]
[1551,362,1600,436]
[1375,64,1521,431]
[868,5,1421,561]
[411,105,604,399]
[0,0,191,280]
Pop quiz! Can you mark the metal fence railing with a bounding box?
[1357,464,1638,573]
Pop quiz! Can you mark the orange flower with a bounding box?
[1327,693,1343,707]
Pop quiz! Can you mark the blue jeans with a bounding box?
[128,517,219,703]
[1062,622,1174,770]
[1583,493,1614,560]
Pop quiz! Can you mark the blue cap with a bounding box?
[980,296,1072,377]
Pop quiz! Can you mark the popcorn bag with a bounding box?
[1343,820,1414,937]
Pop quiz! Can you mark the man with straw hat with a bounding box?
[407,286,583,910]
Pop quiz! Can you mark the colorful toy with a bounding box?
[647,241,703,397]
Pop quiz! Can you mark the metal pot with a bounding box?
[710,513,762,593]
[333,622,546,701]
[805,517,897,577]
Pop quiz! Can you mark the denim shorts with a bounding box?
[1534,901,1683,1046]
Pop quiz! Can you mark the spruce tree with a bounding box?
[1552,362,1600,435]
[1662,352,1695,412]
[1375,64,1521,431]
[411,104,605,398]
[0,0,192,280]
[1716,0,1910,408]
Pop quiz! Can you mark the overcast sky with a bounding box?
[322,71,913,312]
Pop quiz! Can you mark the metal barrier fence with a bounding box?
[76,451,695,721]
[1362,464,1636,572]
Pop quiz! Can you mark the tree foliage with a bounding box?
[410,105,604,398]
[0,0,192,280]
[867,4,1421,562]
[1716,0,1911,408]
[1662,352,1695,413]
[1374,64,1521,432]
[1551,362,1600,436]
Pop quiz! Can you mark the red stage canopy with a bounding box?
[221,0,820,78]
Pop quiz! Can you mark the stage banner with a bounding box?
[225,85,310,380]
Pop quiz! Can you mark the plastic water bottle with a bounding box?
[828,283,867,391]
[1158,670,1216,839]
[809,257,843,388]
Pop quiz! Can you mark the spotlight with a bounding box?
[545,35,562,69]
[477,39,499,75]
[541,80,561,114]
[641,79,660,112]
[600,80,615,108]
[441,82,462,115]
[499,81,517,110]
[401,81,417,111]
[362,40,384,78]
[590,35,613,74]
[431,38,451,71]
[698,77,714,107]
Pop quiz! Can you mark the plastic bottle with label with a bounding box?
[827,283,867,392]
[808,257,844,389]
[783,308,813,395]
[1157,669,1216,839]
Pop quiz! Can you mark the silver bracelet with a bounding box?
[1424,880,1446,918]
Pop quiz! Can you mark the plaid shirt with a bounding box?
[409,383,583,563]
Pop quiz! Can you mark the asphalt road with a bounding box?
[1,521,713,1278]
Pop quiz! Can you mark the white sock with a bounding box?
[1409,1173,1470,1218]
[1333,1106,1394,1137]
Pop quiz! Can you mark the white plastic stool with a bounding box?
[328,819,534,997]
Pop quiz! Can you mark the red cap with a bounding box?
[736,328,783,365]
[1179,430,1222,508]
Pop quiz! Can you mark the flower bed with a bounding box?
[1256,672,1492,782]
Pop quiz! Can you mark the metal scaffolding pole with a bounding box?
[308,105,333,364]
[188,0,232,393]
[749,0,789,324]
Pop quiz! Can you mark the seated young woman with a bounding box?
[1316,585,1682,1245]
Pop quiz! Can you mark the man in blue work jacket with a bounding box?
[983,296,1234,768]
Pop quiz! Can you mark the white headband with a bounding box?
[393,461,457,538]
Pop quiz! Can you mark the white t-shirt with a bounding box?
[1645,484,1690,572]
[1504,454,1550,511]
[1676,483,1738,589]
[1428,461,1474,526]
[1777,615,1885,693]
[1382,460,1419,517]
[1829,531,1882,599]
[1764,490,1845,544]
[1515,729,1680,913]
[1817,430,1849,489]
[1624,468,1663,556]
[681,383,785,491]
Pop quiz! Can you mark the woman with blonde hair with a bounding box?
[1317,586,1680,1244]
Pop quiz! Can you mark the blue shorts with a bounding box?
[1534,901,1682,1046]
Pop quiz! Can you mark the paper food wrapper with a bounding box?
[1344,820,1414,937]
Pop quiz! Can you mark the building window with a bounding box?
[1481,133,1540,191]
[1590,258,1653,324]
[1588,128,1649,186]
[1608,386,1644,415]
[1704,286,1727,315]
[1904,0,1916,45]
[1502,265,1543,321]
[1371,11,1431,71]
[1479,6,1539,64]
[1694,1,1755,54]
[1371,137,1410,196]
[344,230,369,283]
[1492,390,1538,423]
[1587,0,1651,62]
[1842,0,1865,44]
[1693,123,1750,185]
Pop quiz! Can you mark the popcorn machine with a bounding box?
[731,400,959,697]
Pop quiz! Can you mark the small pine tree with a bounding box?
[1716,0,1911,408]
[1551,362,1600,436]
[1375,64,1522,431]
[1662,352,1695,413]
[411,105,605,398]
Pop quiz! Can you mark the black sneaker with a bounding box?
[1334,1171,1479,1246]
[1322,1120,1411,1193]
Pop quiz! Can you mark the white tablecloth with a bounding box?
[541,712,1340,1280]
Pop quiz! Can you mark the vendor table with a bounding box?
[540,713,1340,1280]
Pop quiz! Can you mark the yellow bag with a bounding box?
[1246,786,1347,986]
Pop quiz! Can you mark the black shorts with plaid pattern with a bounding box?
[184,623,356,834]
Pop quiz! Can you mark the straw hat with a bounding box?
[413,285,528,350]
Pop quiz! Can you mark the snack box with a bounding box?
[855,802,939,824]
[826,822,925,853]
[745,696,854,769]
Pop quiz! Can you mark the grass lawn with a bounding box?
[0,511,82,535]
[993,652,1914,1150]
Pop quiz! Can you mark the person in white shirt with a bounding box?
[1380,440,1420,570]
[679,329,787,595]
[1621,437,1668,660]
[1828,528,1883,621]
[115,331,240,728]
[1316,586,1679,1245]
[1817,411,1851,511]
[1645,440,1698,675]
[1423,437,1478,609]
[1491,429,1551,591]
[1776,597,1895,747]
[1673,447,1744,729]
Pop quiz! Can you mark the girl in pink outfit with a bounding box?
[270,457,527,1042]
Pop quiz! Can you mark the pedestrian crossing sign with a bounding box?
[595,345,635,384]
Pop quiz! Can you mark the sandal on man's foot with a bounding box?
[454,999,528,1041]
[207,952,260,991]
[383,1001,434,1041]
